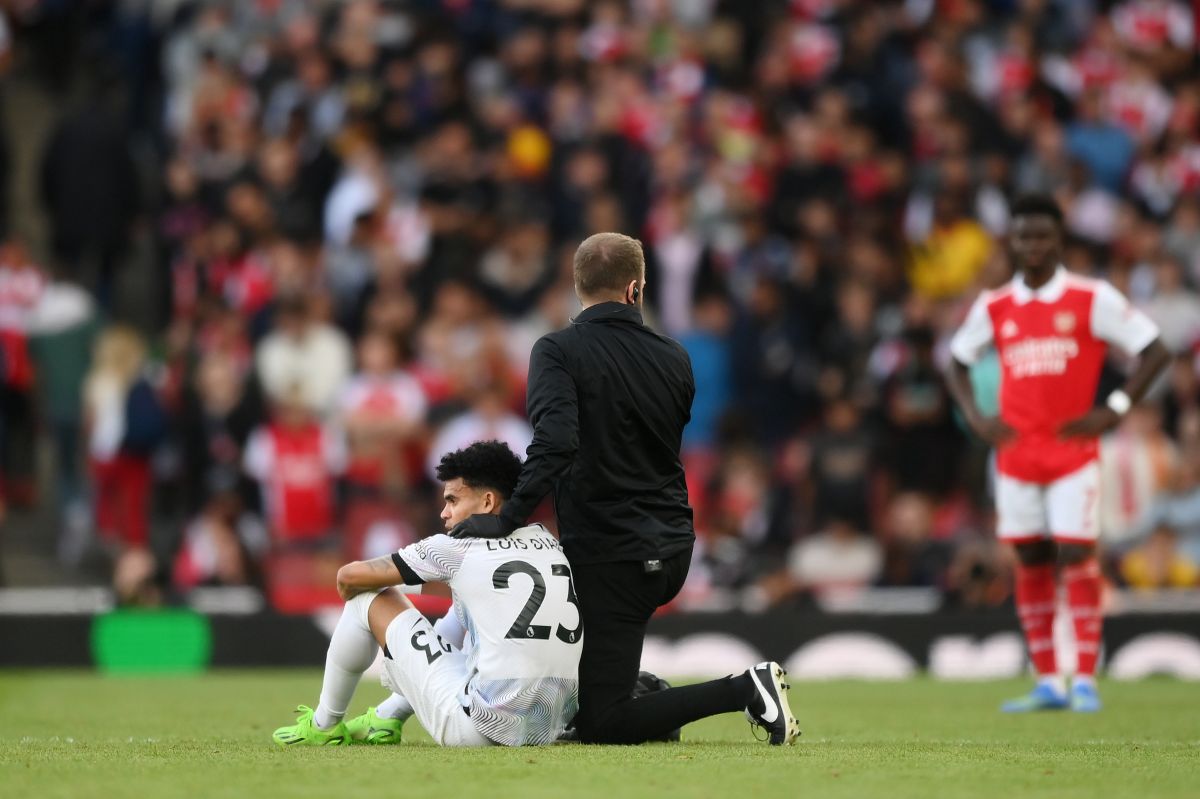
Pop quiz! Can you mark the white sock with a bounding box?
[1073,674,1096,689]
[375,692,415,721]
[314,592,381,730]
[1038,674,1068,696]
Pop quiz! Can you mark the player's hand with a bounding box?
[1059,408,1121,438]
[967,413,1016,446]
[450,513,514,539]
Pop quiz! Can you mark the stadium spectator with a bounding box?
[26,271,98,563]
[906,188,994,301]
[39,76,139,310]
[877,492,952,589]
[172,484,267,592]
[678,292,733,452]
[880,325,963,498]
[255,295,352,418]
[425,381,532,480]
[697,446,792,593]
[730,267,819,443]
[1136,455,1200,564]
[805,395,875,530]
[0,239,44,511]
[1161,352,1200,440]
[1098,404,1178,553]
[84,326,166,556]
[783,517,883,602]
[243,389,346,549]
[1137,254,1200,354]
[339,328,427,496]
[1163,197,1200,282]
[1119,523,1200,590]
[943,536,1015,609]
[177,350,263,517]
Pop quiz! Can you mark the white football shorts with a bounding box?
[995,460,1100,544]
[381,608,493,747]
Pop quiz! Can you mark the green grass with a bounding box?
[1,672,1197,799]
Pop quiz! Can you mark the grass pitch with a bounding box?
[1,672,1196,799]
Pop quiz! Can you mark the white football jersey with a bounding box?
[392,524,582,745]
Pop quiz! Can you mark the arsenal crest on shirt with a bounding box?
[1054,311,1076,334]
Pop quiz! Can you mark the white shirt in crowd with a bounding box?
[256,323,352,417]
[426,411,533,479]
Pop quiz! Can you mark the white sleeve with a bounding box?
[432,603,466,648]
[397,378,428,424]
[949,293,995,365]
[393,534,472,584]
[1169,3,1194,48]
[322,425,347,475]
[338,379,361,415]
[243,428,272,480]
[1090,281,1159,356]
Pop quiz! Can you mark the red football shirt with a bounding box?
[244,422,346,541]
[337,372,427,485]
[950,268,1159,483]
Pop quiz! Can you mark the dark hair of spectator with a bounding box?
[1010,194,1064,228]
[435,441,523,500]
[573,232,646,299]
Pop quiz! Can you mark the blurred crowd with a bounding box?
[0,0,1199,610]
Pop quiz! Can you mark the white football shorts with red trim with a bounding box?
[996,461,1100,544]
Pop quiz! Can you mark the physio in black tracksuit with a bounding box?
[454,232,763,744]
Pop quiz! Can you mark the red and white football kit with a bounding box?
[950,267,1159,543]
[951,267,1158,683]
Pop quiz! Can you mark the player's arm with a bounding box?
[338,534,470,601]
[1059,337,1170,437]
[335,556,406,601]
[1061,283,1171,438]
[943,294,1014,446]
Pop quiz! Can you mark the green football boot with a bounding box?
[345,706,405,745]
[272,705,349,746]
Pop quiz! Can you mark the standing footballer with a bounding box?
[945,195,1169,713]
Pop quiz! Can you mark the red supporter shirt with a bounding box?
[950,268,1158,483]
[243,422,345,541]
[337,373,427,485]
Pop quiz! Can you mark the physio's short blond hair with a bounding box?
[573,232,645,300]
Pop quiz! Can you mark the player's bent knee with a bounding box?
[343,589,381,630]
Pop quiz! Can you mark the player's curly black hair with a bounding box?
[1010,194,1064,228]
[435,440,523,499]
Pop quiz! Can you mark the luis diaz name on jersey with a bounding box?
[485,536,563,552]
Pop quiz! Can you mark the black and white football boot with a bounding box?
[744,661,800,745]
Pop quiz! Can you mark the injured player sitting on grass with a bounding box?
[272,440,583,747]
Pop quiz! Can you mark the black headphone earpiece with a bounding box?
[632,285,640,302]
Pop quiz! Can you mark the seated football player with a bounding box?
[272,441,582,747]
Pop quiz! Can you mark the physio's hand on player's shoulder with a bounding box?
[968,413,1015,445]
[450,513,514,539]
[1059,407,1121,438]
